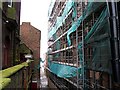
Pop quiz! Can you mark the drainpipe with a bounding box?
[106,0,120,82]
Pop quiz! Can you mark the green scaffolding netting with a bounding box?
[48,0,56,17]
[89,38,112,73]
[67,2,105,46]
[48,0,75,39]
[67,15,83,45]
[78,7,112,73]
[48,61,81,78]
[48,2,112,78]
[85,7,108,42]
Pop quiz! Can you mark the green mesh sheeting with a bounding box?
[72,3,77,19]
[83,8,112,73]
[89,38,112,73]
[77,7,112,73]
[83,2,104,20]
[56,40,60,50]
[48,61,81,78]
[67,15,83,46]
[78,42,83,61]
[48,2,111,79]
[48,0,75,39]
[67,2,105,46]
[76,7,110,74]
[84,7,108,42]
[48,0,56,17]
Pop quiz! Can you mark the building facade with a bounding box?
[0,0,21,69]
[47,0,120,89]
[20,22,41,88]
[0,1,39,89]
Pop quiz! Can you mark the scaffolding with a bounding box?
[47,0,120,89]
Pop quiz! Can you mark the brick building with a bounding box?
[0,1,35,89]
[20,22,41,88]
[47,0,120,89]
[0,0,21,69]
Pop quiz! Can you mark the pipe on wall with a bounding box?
[106,0,120,83]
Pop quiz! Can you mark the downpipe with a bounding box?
[106,0,120,83]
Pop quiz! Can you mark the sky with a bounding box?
[20,0,51,60]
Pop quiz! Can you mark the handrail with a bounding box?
[0,60,33,78]
[0,60,34,89]
[0,65,24,78]
[0,78,11,90]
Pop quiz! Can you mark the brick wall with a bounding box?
[20,22,41,61]
[20,22,41,86]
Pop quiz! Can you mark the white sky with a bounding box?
[20,0,51,60]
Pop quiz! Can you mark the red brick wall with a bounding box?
[20,22,41,65]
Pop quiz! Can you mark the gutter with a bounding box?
[106,0,120,83]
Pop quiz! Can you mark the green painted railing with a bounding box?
[0,78,11,90]
[0,65,24,78]
[0,60,34,89]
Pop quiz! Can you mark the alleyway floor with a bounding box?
[40,64,49,89]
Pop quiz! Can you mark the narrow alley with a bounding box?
[0,0,120,90]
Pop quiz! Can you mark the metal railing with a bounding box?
[0,60,34,90]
